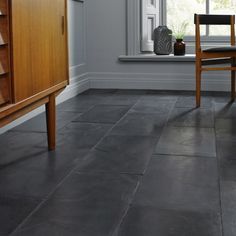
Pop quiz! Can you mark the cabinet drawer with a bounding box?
[0,46,9,75]
[0,75,9,105]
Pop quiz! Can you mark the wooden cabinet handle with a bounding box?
[61,16,65,35]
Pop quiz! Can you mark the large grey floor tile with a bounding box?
[217,140,236,182]
[133,156,219,212]
[45,172,139,202]
[99,94,141,106]
[155,126,216,157]
[11,111,82,133]
[0,147,83,199]
[175,96,213,108]
[215,119,236,141]
[0,131,47,167]
[74,105,130,124]
[75,135,158,174]
[57,95,106,112]
[0,196,40,236]
[168,107,214,128]
[117,206,221,236]
[58,122,112,149]
[215,102,236,119]
[131,98,175,114]
[143,94,178,102]
[14,173,139,236]
[221,181,236,236]
[110,112,166,137]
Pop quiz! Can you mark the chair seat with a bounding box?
[203,46,236,53]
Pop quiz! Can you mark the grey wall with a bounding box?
[85,0,230,92]
[68,0,86,68]
[66,0,88,95]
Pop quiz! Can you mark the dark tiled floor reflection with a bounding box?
[0,89,235,235]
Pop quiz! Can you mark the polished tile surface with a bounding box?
[0,89,235,236]
[154,126,216,157]
[117,206,221,236]
[74,105,130,124]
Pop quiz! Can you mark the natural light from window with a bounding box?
[166,0,236,37]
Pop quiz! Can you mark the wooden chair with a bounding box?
[194,14,236,107]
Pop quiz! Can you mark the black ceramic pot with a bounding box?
[153,26,172,55]
[174,39,186,56]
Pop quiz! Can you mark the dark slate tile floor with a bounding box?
[0,89,236,236]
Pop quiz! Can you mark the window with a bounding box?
[167,0,236,36]
[141,0,236,52]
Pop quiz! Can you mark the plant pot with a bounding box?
[174,39,185,56]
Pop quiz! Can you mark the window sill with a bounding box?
[119,54,196,62]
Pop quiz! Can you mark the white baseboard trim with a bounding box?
[57,73,89,103]
[88,72,231,92]
[0,70,233,134]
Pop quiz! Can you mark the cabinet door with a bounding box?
[11,0,68,102]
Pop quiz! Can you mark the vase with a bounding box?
[174,39,186,56]
[153,26,172,55]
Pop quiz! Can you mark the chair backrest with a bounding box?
[194,14,234,25]
[194,14,235,54]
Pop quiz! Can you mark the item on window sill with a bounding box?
[153,26,172,55]
[174,39,186,56]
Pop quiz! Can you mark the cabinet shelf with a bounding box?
[0,75,9,105]
[0,15,9,46]
[0,1,7,16]
[0,69,8,76]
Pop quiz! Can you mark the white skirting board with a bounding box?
[88,72,231,92]
[0,69,232,134]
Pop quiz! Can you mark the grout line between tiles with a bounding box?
[111,180,141,236]
[213,101,225,236]
[152,153,217,159]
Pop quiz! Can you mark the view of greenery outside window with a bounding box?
[166,0,236,37]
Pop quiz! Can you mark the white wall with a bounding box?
[85,0,230,92]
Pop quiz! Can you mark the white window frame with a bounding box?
[126,0,230,55]
[141,0,160,51]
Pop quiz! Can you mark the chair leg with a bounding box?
[196,61,201,108]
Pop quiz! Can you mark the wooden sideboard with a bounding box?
[0,0,69,150]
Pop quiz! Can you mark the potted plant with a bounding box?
[172,21,188,56]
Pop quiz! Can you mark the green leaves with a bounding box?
[171,21,189,40]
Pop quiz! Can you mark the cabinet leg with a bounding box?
[46,94,56,151]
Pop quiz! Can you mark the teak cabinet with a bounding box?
[0,0,69,150]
